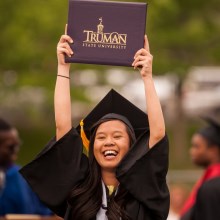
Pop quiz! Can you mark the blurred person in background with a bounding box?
[167,184,188,220]
[181,117,220,220]
[0,118,52,216]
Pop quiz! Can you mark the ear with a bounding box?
[208,145,220,160]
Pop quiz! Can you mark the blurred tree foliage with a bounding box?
[148,0,220,73]
[0,0,219,76]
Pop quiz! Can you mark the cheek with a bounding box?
[191,147,201,158]
[191,146,207,161]
[118,140,130,155]
[190,147,197,156]
[1,148,9,156]
[197,146,207,157]
[93,141,101,159]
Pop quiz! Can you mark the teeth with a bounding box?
[104,150,118,157]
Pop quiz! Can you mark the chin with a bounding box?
[99,160,121,171]
[95,154,124,170]
[192,159,210,168]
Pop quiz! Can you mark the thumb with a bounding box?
[144,35,150,52]
[65,24,68,35]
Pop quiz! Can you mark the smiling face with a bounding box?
[93,120,130,171]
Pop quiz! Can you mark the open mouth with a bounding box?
[103,150,118,158]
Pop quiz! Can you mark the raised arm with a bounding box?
[132,35,165,148]
[55,26,74,140]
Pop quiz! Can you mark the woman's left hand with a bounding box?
[132,35,153,79]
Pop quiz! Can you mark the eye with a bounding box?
[96,135,106,140]
[114,135,122,139]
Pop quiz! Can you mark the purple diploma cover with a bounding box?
[65,0,147,66]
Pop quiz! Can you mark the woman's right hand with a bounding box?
[57,25,74,66]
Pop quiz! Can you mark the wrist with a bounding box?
[142,75,153,83]
[57,64,70,77]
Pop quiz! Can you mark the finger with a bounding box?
[58,47,74,57]
[134,61,145,69]
[57,42,73,53]
[134,57,152,69]
[59,35,73,43]
[134,48,149,59]
[59,42,74,54]
[132,55,146,66]
[133,51,152,66]
[144,35,150,52]
[59,35,73,44]
[58,48,72,57]
[65,24,68,35]
[134,60,145,67]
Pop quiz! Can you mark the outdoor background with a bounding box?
[1,0,220,185]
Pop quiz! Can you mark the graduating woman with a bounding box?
[20,29,170,220]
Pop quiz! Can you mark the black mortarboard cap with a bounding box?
[198,116,220,146]
[76,89,149,151]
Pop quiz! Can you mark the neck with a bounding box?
[208,154,220,166]
[101,169,119,187]
[170,206,182,215]
[209,160,220,166]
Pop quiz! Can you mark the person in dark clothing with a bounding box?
[0,118,52,216]
[181,117,220,220]
[20,28,169,220]
[193,177,220,220]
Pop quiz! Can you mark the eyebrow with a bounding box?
[96,130,124,136]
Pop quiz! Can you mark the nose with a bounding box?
[104,137,115,147]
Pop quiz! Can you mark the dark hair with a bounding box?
[198,132,220,149]
[0,118,13,132]
[0,118,14,143]
[68,118,136,220]
[206,139,220,148]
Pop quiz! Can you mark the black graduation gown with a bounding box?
[191,177,220,220]
[20,127,169,220]
[181,177,220,220]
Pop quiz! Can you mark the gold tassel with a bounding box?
[80,119,90,153]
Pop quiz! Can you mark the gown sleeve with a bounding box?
[116,131,169,220]
[19,127,89,217]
